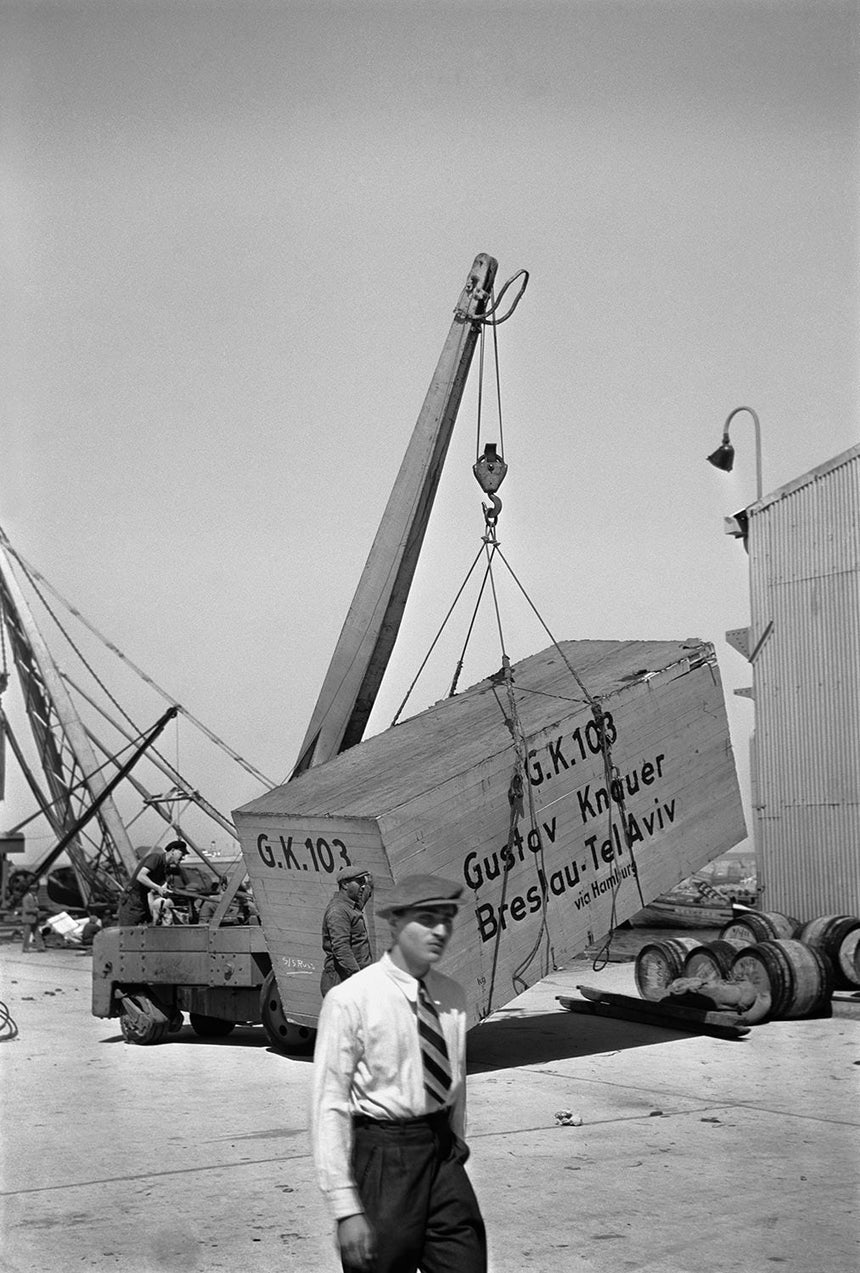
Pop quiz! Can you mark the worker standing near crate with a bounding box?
[311,873,486,1273]
[319,867,374,995]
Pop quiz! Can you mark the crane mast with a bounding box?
[292,253,498,775]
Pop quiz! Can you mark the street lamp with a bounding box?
[706,406,763,503]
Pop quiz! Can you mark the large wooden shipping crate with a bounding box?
[233,638,745,1027]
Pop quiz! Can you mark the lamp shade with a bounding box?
[707,440,735,473]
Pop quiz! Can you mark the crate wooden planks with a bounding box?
[233,637,745,1027]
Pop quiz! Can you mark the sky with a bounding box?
[2,0,858,869]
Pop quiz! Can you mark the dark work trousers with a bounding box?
[320,959,351,997]
[345,1112,486,1273]
[117,890,149,926]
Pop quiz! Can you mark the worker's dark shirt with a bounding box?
[321,892,371,976]
[118,850,170,925]
[128,850,168,902]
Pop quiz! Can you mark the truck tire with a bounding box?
[260,970,316,1054]
[189,1013,236,1038]
[118,992,169,1046]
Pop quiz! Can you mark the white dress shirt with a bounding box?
[310,951,468,1220]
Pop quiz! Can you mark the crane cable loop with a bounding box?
[476,269,530,326]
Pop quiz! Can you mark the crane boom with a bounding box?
[292,253,498,775]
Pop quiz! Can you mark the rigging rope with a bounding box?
[474,288,506,464]
[448,555,495,699]
[489,539,646,977]
[389,545,487,729]
[0,535,275,789]
[0,586,8,690]
[477,269,529,326]
[392,285,641,994]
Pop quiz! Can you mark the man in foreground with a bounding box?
[311,873,486,1273]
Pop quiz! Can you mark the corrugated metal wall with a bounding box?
[748,445,860,919]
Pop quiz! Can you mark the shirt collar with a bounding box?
[380,950,423,1001]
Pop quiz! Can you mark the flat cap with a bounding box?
[337,866,369,884]
[164,839,188,855]
[377,873,463,918]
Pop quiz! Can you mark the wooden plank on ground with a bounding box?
[557,985,750,1040]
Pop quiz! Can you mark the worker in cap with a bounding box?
[336,866,368,885]
[319,866,374,997]
[311,872,486,1273]
[117,839,190,926]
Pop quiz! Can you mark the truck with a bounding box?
[90,253,507,1047]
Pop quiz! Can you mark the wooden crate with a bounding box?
[233,637,746,1027]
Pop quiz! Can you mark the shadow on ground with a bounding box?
[100,1024,317,1060]
[467,1008,703,1072]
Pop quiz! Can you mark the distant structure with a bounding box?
[725,442,860,918]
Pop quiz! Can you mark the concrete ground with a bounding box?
[1,938,858,1273]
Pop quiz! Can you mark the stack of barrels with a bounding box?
[634,911,860,1022]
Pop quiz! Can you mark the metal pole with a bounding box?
[724,406,763,502]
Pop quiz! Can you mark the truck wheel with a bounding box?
[260,970,316,1054]
[189,1013,236,1038]
[119,996,169,1046]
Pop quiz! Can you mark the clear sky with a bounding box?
[3,0,858,866]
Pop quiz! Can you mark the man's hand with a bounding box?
[337,1213,375,1270]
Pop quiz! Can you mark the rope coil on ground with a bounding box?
[0,1000,20,1042]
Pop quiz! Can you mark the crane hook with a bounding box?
[473,443,508,527]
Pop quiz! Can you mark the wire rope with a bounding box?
[0,536,275,789]
[389,544,487,729]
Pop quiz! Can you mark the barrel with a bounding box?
[730,939,833,1020]
[682,938,747,983]
[796,915,860,989]
[836,927,860,989]
[634,938,702,1001]
[719,911,800,943]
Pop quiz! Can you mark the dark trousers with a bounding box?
[117,890,149,926]
[346,1112,486,1273]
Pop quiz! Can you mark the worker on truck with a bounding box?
[116,840,189,925]
[320,868,374,995]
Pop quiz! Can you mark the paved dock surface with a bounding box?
[1,938,858,1273]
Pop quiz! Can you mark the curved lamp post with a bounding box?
[706,406,763,503]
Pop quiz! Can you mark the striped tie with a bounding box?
[416,979,453,1109]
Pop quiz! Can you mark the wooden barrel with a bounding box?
[634,938,701,1001]
[796,915,860,989]
[682,938,746,982]
[719,911,800,943]
[836,928,860,989]
[761,911,802,939]
[730,939,833,1020]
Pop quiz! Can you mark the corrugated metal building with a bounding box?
[726,442,860,919]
